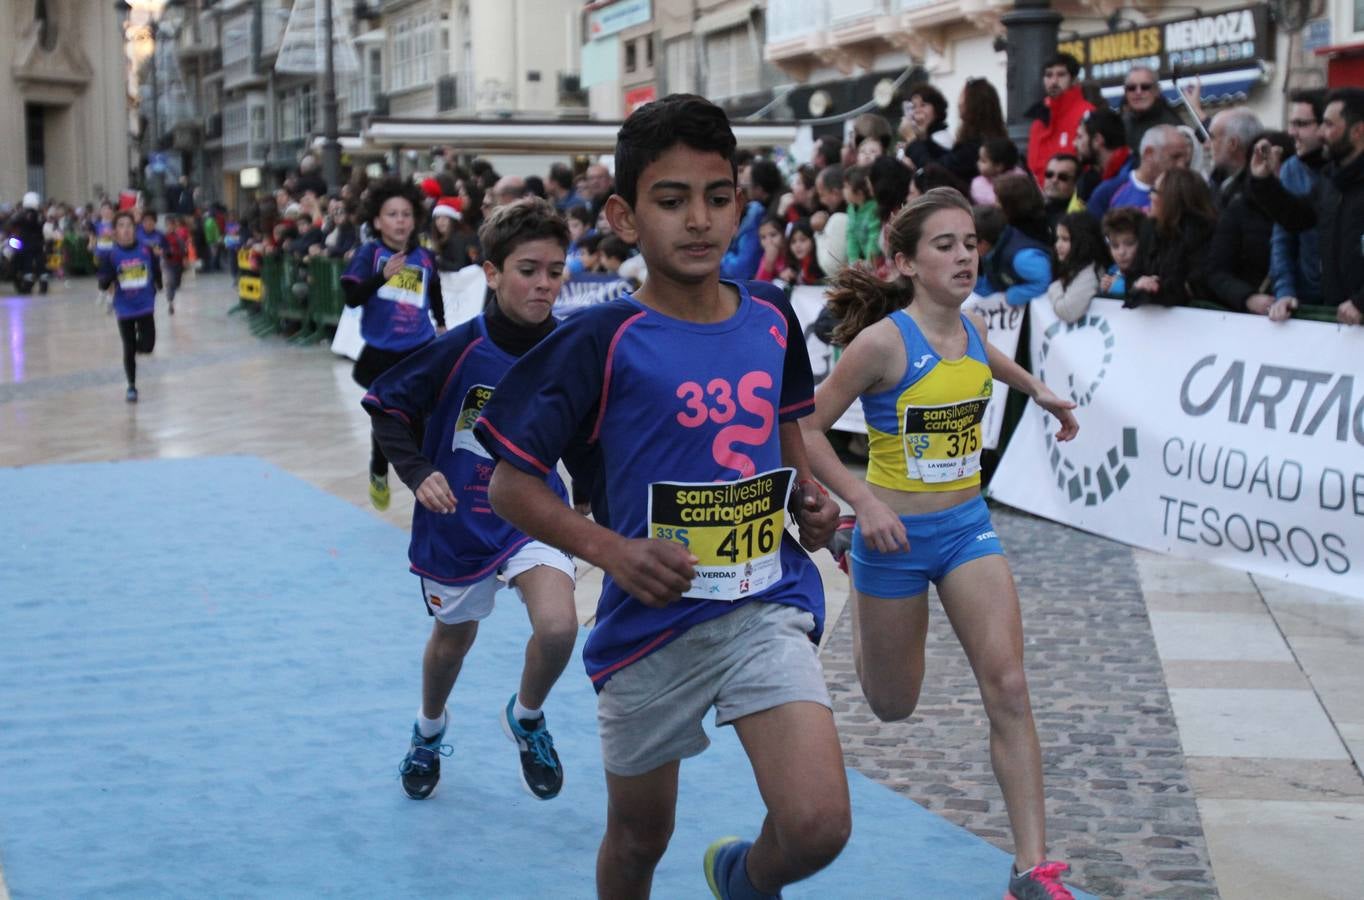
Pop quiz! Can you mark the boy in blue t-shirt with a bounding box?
[97,211,161,403]
[363,199,578,802]
[342,177,447,511]
[474,95,847,900]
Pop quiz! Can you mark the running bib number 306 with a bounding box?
[646,468,794,601]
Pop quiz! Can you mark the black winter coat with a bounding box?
[1206,174,1274,311]
[1125,214,1215,308]
[1249,152,1364,313]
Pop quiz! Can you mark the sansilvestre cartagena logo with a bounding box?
[1035,315,1138,506]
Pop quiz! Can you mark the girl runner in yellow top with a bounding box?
[801,188,1081,900]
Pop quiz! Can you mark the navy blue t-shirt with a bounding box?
[342,240,439,351]
[474,280,822,688]
[99,242,160,320]
[363,315,569,584]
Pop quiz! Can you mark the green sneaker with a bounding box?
[368,472,390,511]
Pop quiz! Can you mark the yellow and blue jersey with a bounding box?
[863,310,992,493]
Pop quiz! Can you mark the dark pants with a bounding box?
[165,264,183,303]
[353,341,430,477]
[117,313,156,386]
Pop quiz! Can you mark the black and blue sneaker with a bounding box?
[399,721,452,800]
[501,695,563,800]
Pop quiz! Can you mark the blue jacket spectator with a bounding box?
[1270,151,1327,307]
[721,158,782,280]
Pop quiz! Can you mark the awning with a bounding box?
[360,118,799,153]
[1099,64,1269,106]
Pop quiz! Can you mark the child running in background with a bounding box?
[97,210,161,403]
[162,215,187,315]
[363,198,578,803]
[1099,207,1141,300]
[1046,210,1109,323]
[342,177,447,511]
[474,94,848,900]
[798,187,1081,900]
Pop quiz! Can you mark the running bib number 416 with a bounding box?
[647,467,795,601]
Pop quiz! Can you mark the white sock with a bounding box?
[417,710,446,739]
[512,698,542,722]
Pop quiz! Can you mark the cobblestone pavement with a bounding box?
[822,504,1217,899]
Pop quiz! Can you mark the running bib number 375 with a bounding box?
[903,398,988,483]
[647,467,795,601]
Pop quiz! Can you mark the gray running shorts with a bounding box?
[596,601,831,777]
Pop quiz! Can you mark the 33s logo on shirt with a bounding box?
[674,372,776,477]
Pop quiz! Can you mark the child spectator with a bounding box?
[564,205,595,277]
[575,231,604,274]
[844,165,880,263]
[755,215,791,283]
[786,218,826,285]
[1099,207,1142,298]
[974,137,1024,206]
[1047,211,1109,322]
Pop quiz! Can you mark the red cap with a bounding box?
[420,178,442,199]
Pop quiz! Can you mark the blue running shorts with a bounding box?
[849,495,1004,598]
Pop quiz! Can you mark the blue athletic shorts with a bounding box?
[849,495,1004,598]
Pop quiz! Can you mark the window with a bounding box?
[224,100,248,145]
[249,105,266,143]
[390,11,436,92]
[646,35,654,69]
[625,39,637,73]
[370,48,383,101]
[704,25,760,98]
[221,15,250,68]
[664,37,693,95]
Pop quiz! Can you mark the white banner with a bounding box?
[991,299,1364,601]
[787,286,1023,448]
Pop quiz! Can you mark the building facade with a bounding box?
[1,0,131,205]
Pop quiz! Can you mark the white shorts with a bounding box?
[418,541,576,625]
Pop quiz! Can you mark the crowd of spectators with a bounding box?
[5,69,1362,331]
[713,59,1363,329]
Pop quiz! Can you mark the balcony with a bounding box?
[765,0,994,80]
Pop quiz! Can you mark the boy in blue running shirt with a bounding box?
[363,199,578,802]
[474,95,849,900]
[344,178,447,511]
[98,210,161,403]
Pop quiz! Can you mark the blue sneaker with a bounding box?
[399,721,451,800]
[500,695,563,800]
[704,836,780,899]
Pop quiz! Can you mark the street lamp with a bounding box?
[322,0,340,192]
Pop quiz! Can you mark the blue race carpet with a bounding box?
[0,457,1090,898]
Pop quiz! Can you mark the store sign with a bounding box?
[624,84,657,114]
[1058,5,1272,84]
[588,0,651,40]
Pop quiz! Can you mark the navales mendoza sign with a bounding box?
[991,300,1364,600]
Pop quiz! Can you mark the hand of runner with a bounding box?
[382,252,408,279]
[415,471,458,514]
[792,481,839,552]
[609,538,697,608]
[852,496,909,554]
[1032,384,1079,442]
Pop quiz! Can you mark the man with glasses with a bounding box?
[1120,65,1183,155]
[1026,53,1094,186]
[1250,88,1364,326]
[1041,153,1082,234]
[1268,89,1328,314]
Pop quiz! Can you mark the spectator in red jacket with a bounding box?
[1026,53,1094,186]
